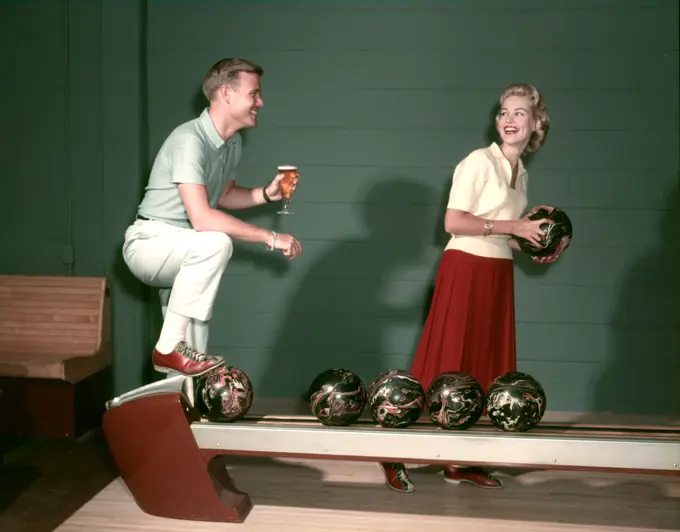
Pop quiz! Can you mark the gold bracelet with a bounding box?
[483,220,494,237]
[266,231,277,251]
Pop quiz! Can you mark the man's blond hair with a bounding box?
[202,58,264,101]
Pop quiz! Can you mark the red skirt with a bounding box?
[410,249,516,396]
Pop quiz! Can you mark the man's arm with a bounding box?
[217,181,272,210]
[180,183,273,245]
[218,171,295,210]
[183,183,303,258]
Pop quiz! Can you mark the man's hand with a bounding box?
[218,172,299,210]
[264,172,298,202]
[268,232,303,260]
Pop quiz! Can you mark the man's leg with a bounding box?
[159,288,210,354]
[159,287,211,396]
[159,289,207,406]
[123,221,233,377]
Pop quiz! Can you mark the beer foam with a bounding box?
[278,165,297,171]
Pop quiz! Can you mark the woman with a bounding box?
[379,83,569,493]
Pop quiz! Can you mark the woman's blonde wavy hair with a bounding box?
[498,83,549,154]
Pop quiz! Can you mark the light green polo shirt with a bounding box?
[137,108,242,229]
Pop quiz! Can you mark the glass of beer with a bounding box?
[277,165,298,215]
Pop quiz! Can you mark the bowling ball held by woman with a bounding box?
[513,205,572,263]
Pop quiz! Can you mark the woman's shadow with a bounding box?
[259,177,439,400]
[587,184,680,420]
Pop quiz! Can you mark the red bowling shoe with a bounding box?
[443,465,503,489]
[152,340,224,377]
[378,462,415,493]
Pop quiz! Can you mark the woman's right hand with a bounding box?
[512,215,553,247]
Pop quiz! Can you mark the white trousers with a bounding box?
[122,219,233,353]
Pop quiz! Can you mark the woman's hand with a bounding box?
[511,214,553,247]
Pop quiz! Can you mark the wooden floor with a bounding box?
[56,457,680,531]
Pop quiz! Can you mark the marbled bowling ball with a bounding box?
[195,365,254,422]
[308,368,367,426]
[367,369,425,428]
[426,372,485,430]
[514,207,573,257]
[486,372,546,432]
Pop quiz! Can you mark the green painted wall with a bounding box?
[1,0,677,415]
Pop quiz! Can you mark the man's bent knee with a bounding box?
[191,231,233,266]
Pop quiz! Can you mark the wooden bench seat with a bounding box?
[0,275,113,438]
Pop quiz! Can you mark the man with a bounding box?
[122,57,302,378]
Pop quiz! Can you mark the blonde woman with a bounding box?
[380,83,568,493]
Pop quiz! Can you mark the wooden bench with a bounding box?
[0,275,112,438]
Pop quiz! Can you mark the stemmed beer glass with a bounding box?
[277,165,298,215]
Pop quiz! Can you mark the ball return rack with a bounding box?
[102,375,680,524]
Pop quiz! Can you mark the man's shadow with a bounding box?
[587,183,680,419]
[259,178,439,400]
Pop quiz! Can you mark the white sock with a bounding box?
[155,310,191,354]
[186,319,210,354]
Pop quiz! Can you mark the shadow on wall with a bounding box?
[591,182,680,418]
[191,87,204,116]
[108,159,156,387]
[259,177,438,399]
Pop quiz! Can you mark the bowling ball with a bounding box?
[308,368,367,426]
[426,372,484,430]
[367,369,425,428]
[514,206,573,257]
[195,365,254,422]
[486,371,546,432]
